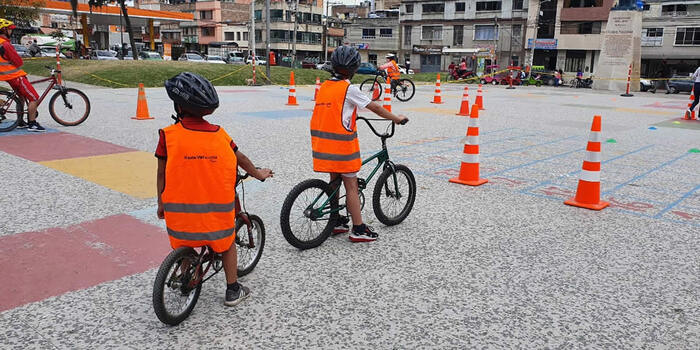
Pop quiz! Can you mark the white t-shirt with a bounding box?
[692,67,700,83]
[335,79,371,130]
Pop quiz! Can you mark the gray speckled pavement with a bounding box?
[1,78,699,349]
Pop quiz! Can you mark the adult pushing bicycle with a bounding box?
[280,116,415,250]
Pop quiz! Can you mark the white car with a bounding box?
[245,56,267,65]
[316,60,332,72]
[39,47,67,58]
[90,50,118,60]
[179,53,206,62]
[398,64,414,75]
[205,55,226,64]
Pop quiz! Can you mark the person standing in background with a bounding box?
[405,57,410,72]
[687,65,700,118]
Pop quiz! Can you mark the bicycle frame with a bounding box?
[1,73,62,115]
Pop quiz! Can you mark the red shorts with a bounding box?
[7,76,39,102]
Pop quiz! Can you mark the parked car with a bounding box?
[12,44,31,58]
[316,60,332,71]
[667,76,694,94]
[90,50,117,60]
[122,51,137,60]
[139,51,163,60]
[40,46,68,59]
[205,55,227,64]
[639,79,653,92]
[539,71,559,86]
[301,59,317,69]
[245,55,267,65]
[356,62,378,75]
[179,52,205,62]
[227,56,245,65]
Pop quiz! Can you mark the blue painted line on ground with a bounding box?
[373,127,518,154]
[0,127,60,137]
[602,152,690,195]
[653,184,700,219]
[485,147,585,177]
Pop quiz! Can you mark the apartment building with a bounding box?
[641,0,700,77]
[253,0,324,62]
[344,17,401,66]
[400,0,528,73]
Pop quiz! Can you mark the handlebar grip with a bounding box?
[399,118,409,125]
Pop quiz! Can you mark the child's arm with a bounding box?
[365,101,408,124]
[235,150,273,181]
[157,158,166,219]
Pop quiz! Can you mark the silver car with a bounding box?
[205,55,226,64]
[91,50,118,60]
[179,53,205,62]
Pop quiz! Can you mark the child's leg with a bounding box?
[342,175,363,226]
[222,246,238,284]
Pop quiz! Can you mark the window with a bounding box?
[675,27,700,45]
[243,32,249,41]
[380,28,393,38]
[270,9,284,21]
[512,0,523,10]
[512,24,521,39]
[237,32,241,41]
[404,25,412,45]
[476,1,501,11]
[511,56,519,66]
[474,25,498,40]
[643,4,650,11]
[254,10,262,20]
[564,50,586,72]
[201,27,214,37]
[456,2,466,12]
[642,28,663,46]
[421,25,443,40]
[405,4,414,13]
[255,29,261,42]
[313,14,322,24]
[564,0,602,8]
[225,32,235,41]
[368,53,377,66]
[560,21,602,34]
[422,3,445,13]
[453,25,463,45]
[362,28,376,39]
[199,10,213,20]
[662,4,687,15]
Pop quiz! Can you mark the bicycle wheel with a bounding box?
[153,247,202,326]
[49,88,90,126]
[394,79,415,102]
[280,179,338,250]
[236,214,265,277]
[372,164,417,226]
[360,78,383,101]
[0,91,23,132]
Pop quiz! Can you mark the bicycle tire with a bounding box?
[153,247,202,326]
[280,179,337,250]
[372,164,417,226]
[394,79,415,102]
[236,215,265,277]
[49,88,91,126]
[360,78,383,101]
[0,91,23,132]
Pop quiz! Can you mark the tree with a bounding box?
[70,0,138,60]
[0,0,44,29]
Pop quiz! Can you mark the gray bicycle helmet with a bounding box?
[165,72,219,116]
[331,45,361,79]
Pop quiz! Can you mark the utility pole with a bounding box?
[250,0,256,60]
[266,0,271,78]
[324,0,330,62]
[292,0,299,67]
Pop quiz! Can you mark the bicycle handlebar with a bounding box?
[357,116,408,139]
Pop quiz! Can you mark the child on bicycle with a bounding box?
[156,72,273,306]
[378,53,401,92]
[311,46,407,242]
[0,19,44,131]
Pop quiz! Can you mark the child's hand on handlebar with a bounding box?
[394,115,409,125]
[255,168,274,181]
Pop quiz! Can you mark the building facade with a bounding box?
[641,0,700,77]
[400,0,528,73]
[254,0,324,62]
[344,17,400,67]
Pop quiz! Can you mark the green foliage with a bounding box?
[0,0,45,28]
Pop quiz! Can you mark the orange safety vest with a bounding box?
[310,80,361,173]
[388,60,400,80]
[161,123,238,253]
[0,37,27,81]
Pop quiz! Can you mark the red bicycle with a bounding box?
[0,66,90,132]
[152,170,267,326]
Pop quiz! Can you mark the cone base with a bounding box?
[449,177,488,186]
[620,93,634,97]
[286,103,299,106]
[430,101,444,104]
[564,198,610,211]
[131,116,154,120]
[456,113,469,116]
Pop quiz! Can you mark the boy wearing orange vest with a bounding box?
[156,72,273,306]
[311,46,407,242]
[0,19,43,131]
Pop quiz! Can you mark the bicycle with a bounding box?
[0,66,91,132]
[280,117,415,250]
[153,170,267,326]
[359,71,416,102]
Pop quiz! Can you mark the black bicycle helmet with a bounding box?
[331,45,361,79]
[165,72,219,116]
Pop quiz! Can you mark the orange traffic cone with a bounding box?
[686,87,696,120]
[431,73,443,104]
[131,83,154,120]
[372,81,381,101]
[383,76,392,112]
[313,76,320,101]
[456,85,470,116]
[564,115,609,210]
[286,71,299,106]
[475,84,485,110]
[449,105,488,186]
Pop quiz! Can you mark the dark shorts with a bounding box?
[7,76,40,102]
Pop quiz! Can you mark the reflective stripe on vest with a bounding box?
[0,38,27,81]
[310,80,362,173]
[161,123,238,253]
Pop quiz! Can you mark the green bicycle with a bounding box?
[280,117,416,250]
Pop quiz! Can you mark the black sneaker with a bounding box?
[16,120,28,129]
[27,121,45,132]
[332,216,350,235]
[224,284,251,307]
[349,224,378,243]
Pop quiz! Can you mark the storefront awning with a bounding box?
[442,48,481,54]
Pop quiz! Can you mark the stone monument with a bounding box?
[592,4,642,93]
